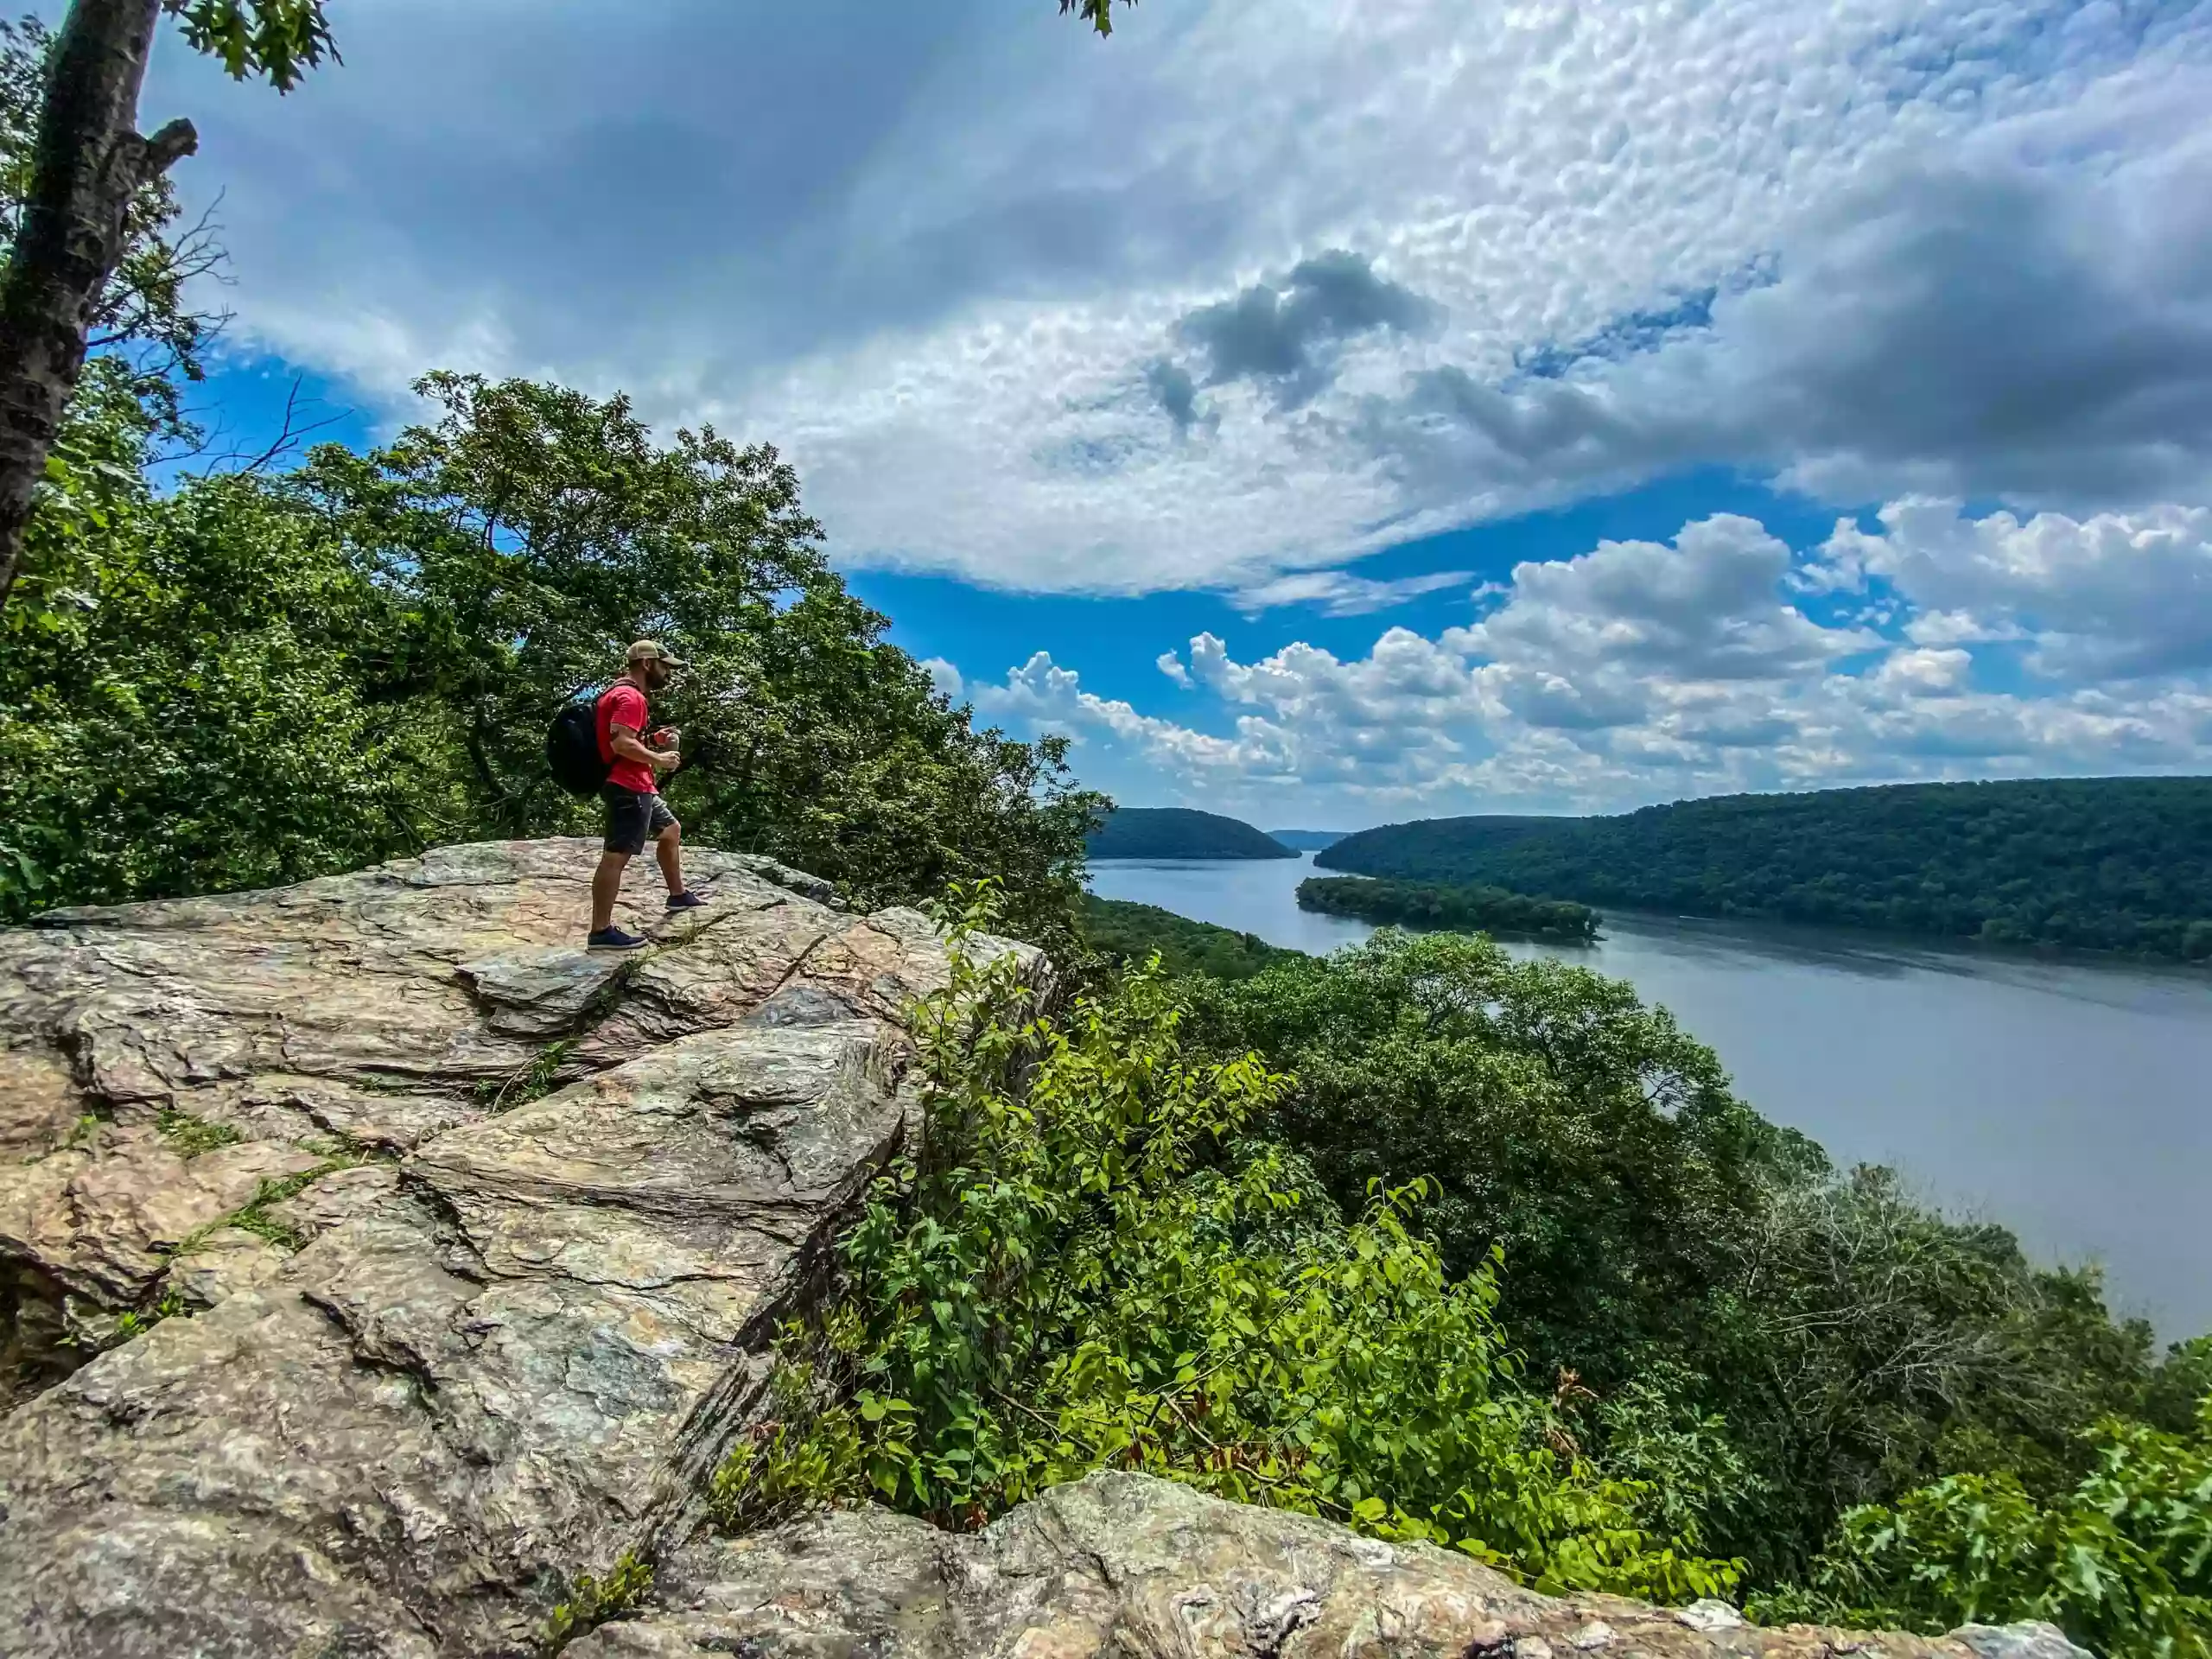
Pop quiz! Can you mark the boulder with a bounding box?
[575,1471,2089,1659]
[0,840,1033,1656]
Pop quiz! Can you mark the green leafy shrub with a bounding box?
[1760,1399,2212,1658]
[713,885,1741,1604]
[1078,893,1299,982]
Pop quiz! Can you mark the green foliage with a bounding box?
[480,1039,578,1113]
[0,372,457,920]
[713,885,1741,1604]
[1763,1401,2212,1659]
[2146,1339,2212,1435]
[2,370,1101,942]
[111,1284,185,1344]
[1079,894,1300,982]
[1318,780,2212,958]
[1179,928,2186,1588]
[166,1161,351,1258]
[1181,931,1798,1381]
[1059,0,1138,35]
[164,0,336,92]
[539,1550,652,1656]
[154,1107,243,1159]
[1727,1171,2162,1528]
[1297,875,1599,943]
[1086,806,1296,861]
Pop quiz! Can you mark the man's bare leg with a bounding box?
[592,849,632,933]
[655,823,685,896]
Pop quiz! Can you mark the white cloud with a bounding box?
[918,657,963,702]
[1835,498,2212,681]
[1451,514,1875,685]
[964,500,2212,817]
[1230,567,1471,617]
[166,0,2212,593]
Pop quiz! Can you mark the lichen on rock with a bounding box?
[0,840,1030,1656]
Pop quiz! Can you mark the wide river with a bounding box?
[1090,854,2212,1339]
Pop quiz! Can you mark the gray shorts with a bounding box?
[600,785,677,855]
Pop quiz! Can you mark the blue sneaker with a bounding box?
[665,890,707,912]
[586,926,650,950]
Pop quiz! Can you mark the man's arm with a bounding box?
[608,722,678,774]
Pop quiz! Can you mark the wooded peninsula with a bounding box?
[1297,874,1601,944]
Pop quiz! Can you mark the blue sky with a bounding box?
[111,0,2212,827]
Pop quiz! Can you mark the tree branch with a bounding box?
[141,114,195,173]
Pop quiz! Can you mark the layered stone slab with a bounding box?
[0,841,1022,1656]
[577,1471,2088,1659]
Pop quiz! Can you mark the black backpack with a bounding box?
[546,695,610,798]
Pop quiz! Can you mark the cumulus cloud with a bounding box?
[968,500,2212,817]
[161,0,2212,594]
[1451,514,1876,685]
[918,657,964,702]
[1817,498,2212,682]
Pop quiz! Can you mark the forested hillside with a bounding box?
[1085,805,1296,859]
[1080,893,1296,979]
[1077,899,2212,1649]
[1319,780,2212,959]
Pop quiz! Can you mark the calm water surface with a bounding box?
[1090,855,2212,1338]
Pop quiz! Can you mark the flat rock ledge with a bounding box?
[581,1471,2088,1659]
[0,841,1029,1658]
[0,842,2086,1659]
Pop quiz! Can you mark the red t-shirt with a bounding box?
[595,682,658,793]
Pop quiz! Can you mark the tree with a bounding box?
[0,356,449,917]
[0,1,334,608]
[3,15,229,442]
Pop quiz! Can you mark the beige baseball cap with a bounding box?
[626,639,687,667]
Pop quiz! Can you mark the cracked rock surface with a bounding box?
[0,843,2086,1659]
[576,1471,2089,1659]
[0,841,1026,1658]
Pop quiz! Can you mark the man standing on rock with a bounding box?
[588,641,705,950]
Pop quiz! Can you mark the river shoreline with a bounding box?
[1089,853,2212,1338]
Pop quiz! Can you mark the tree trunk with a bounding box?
[0,0,194,611]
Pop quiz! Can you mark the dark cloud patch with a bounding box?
[1370,142,2212,515]
[1145,359,1204,435]
[1176,250,1442,406]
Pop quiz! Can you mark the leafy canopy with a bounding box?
[1765,1401,2212,1658]
[715,887,1742,1605]
[165,0,337,91]
[3,372,1103,940]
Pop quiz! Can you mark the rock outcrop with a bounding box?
[578,1471,2088,1659]
[0,843,2088,1659]
[0,841,1027,1657]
